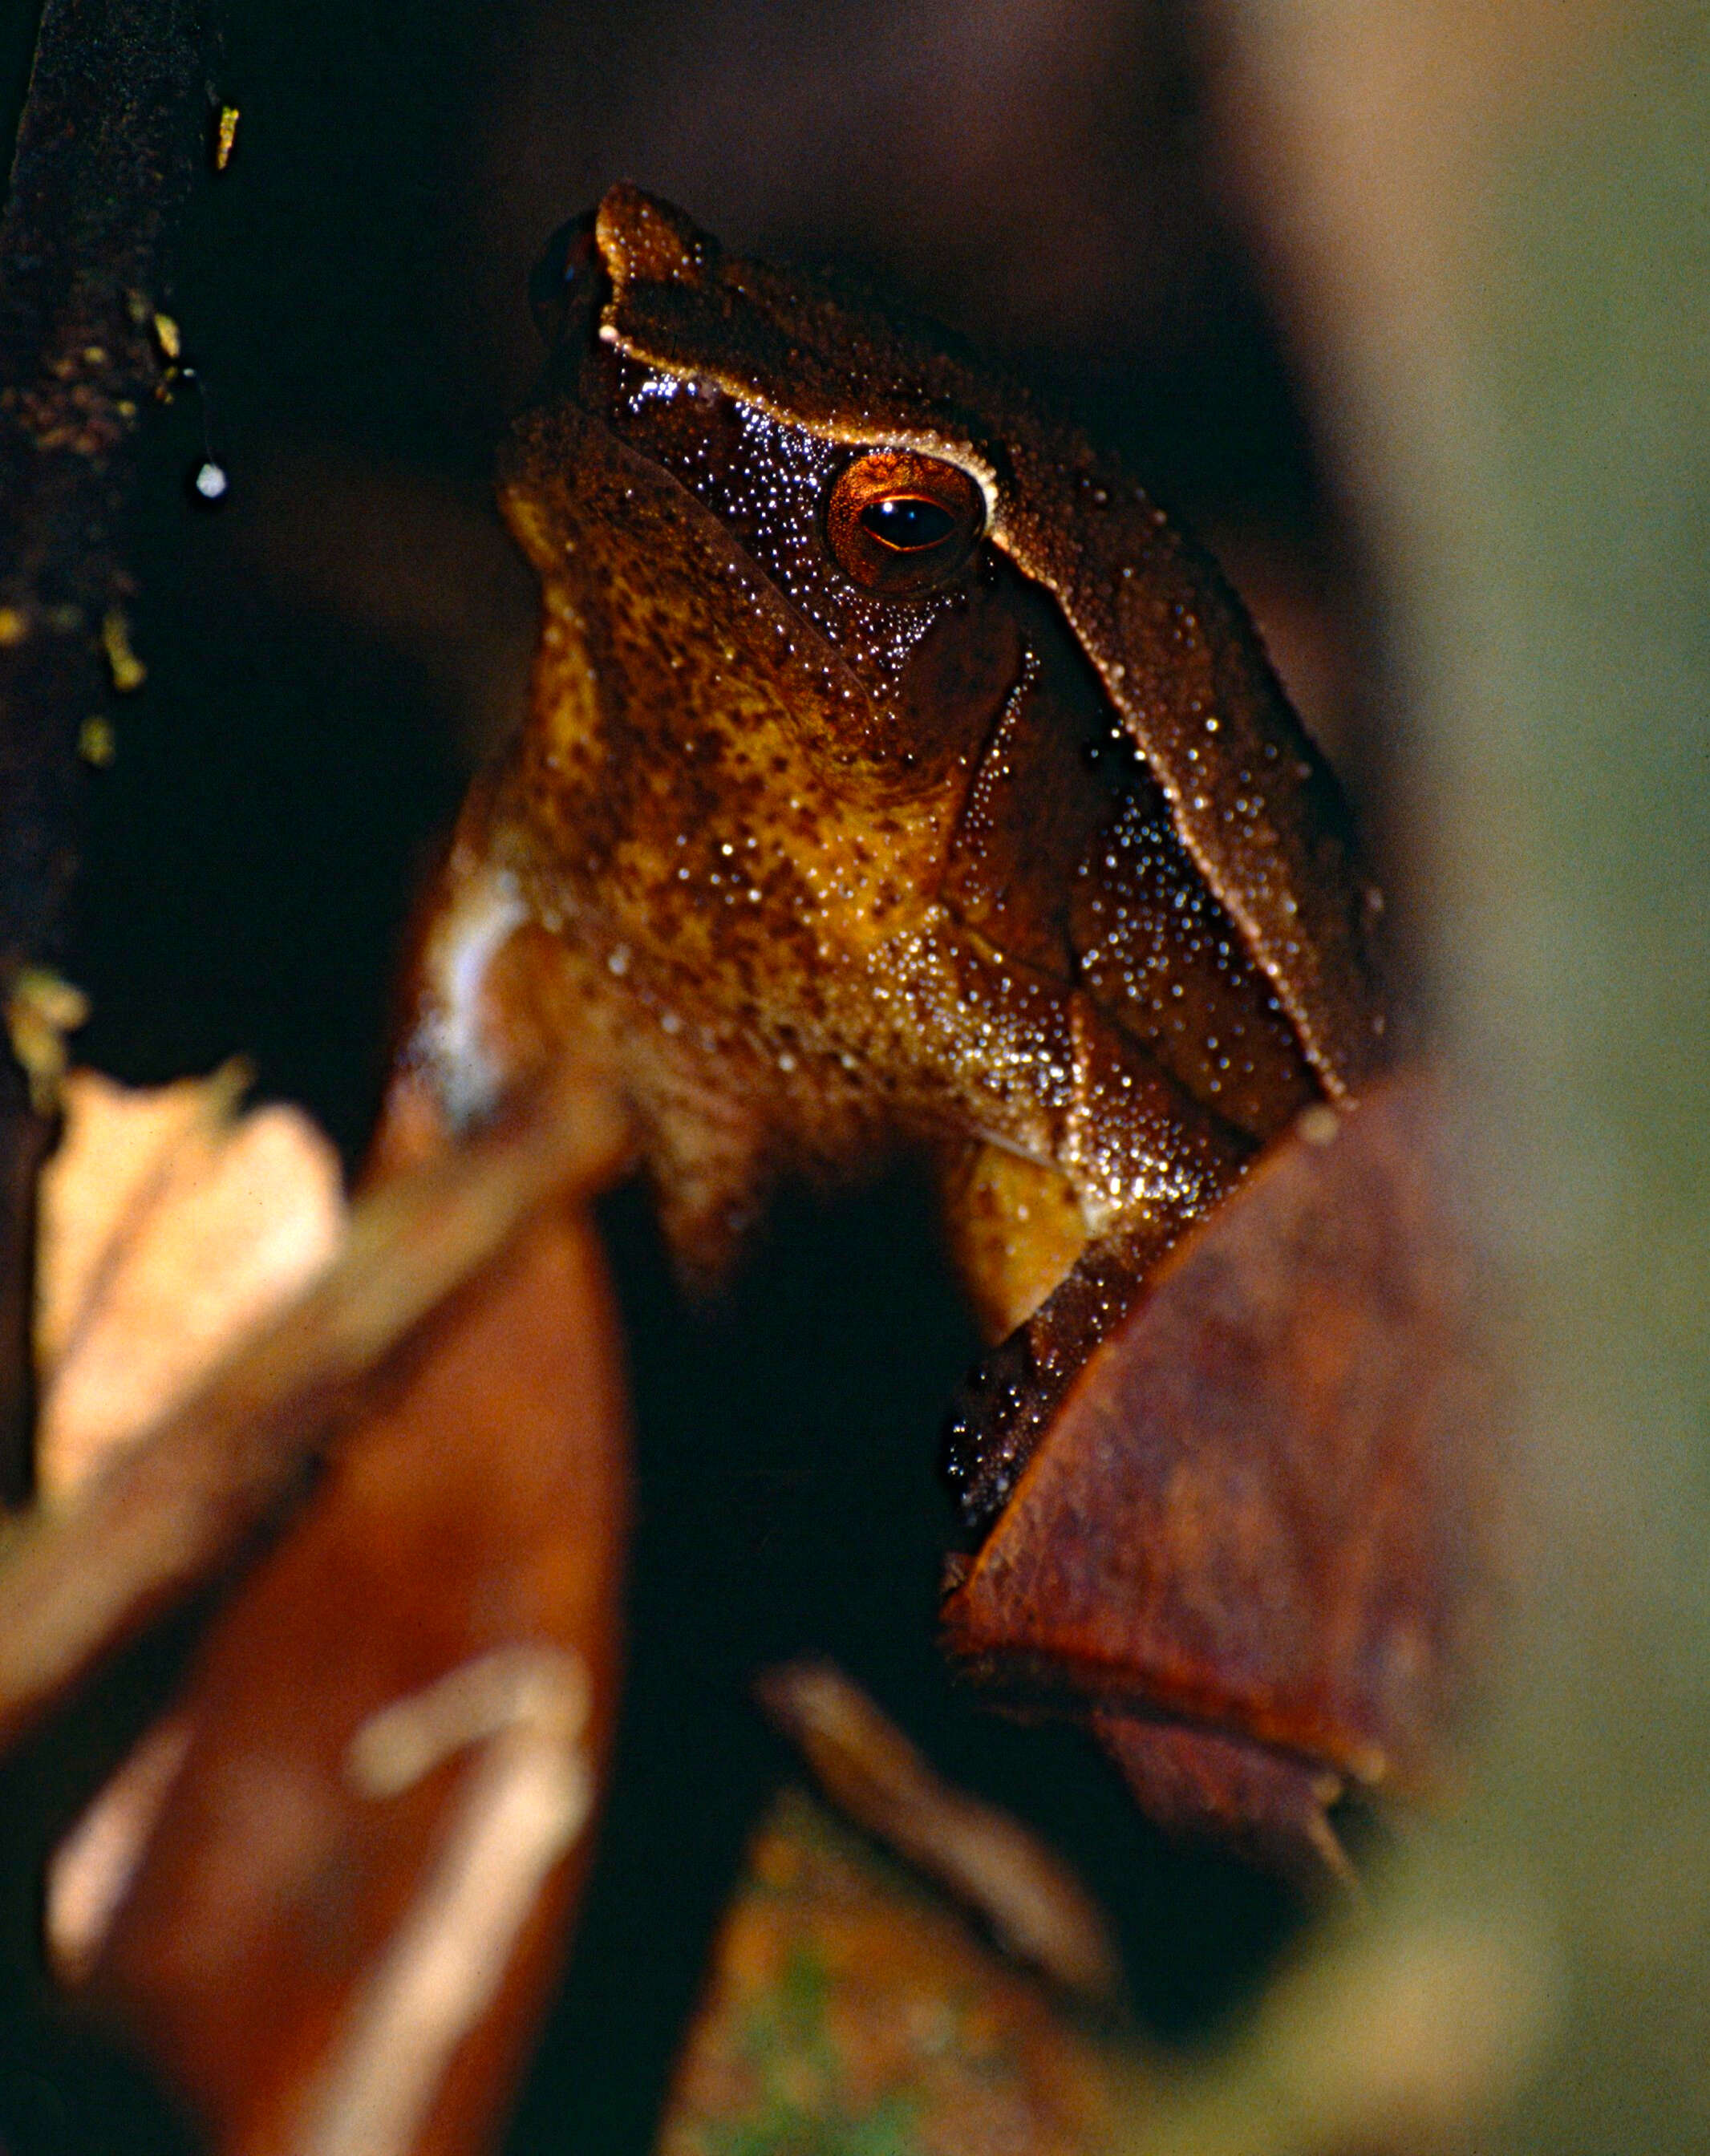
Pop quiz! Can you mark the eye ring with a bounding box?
[825,450,984,596]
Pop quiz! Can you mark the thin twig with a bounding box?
[756,1658,1122,2004]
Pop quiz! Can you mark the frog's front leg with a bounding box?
[374,791,639,1193]
[917,914,1250,1321]
[381,820,794,1283]
[374,845,538,1174]
[906,924,1262,1528]
[935,1145,1088,1344]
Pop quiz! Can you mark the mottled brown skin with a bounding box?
[391,187,1393,1872]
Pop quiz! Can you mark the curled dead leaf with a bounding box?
[942,1072,1505,1882]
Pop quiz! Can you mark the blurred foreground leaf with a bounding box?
[34,1068,345,1504]
[57,1202,630,2156]
[0,1064,627,1753]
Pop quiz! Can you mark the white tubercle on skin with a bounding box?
[417,869,529,1128]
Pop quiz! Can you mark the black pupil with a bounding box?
[859,494,958,551]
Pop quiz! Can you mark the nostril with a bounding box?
[529,210,602,347]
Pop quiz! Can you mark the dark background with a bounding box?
[0,3,1380,2148]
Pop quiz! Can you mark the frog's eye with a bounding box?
[825,451,984,596]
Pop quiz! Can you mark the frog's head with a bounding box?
[495,184,1383,1107]
[497,184,1034,907]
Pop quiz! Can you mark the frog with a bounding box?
[383,184,1393,1874]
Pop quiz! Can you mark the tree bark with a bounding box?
[0,0,224,1492]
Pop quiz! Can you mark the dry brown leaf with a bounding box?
[942,1072,1501,1882]
[35,1068,346,1503]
